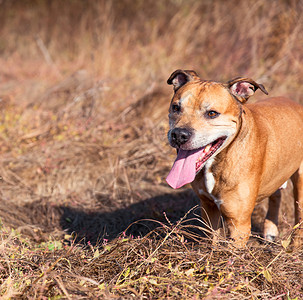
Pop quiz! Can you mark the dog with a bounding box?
[166,69,303,247]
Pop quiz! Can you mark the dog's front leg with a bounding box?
[225,216,252,247]
[200,197,222,239]
[221,195,256,247]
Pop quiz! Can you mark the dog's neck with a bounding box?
[192,105,261,198]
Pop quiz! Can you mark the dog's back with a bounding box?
[247,97,303,192]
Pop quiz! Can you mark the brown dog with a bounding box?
[166,69,303,247]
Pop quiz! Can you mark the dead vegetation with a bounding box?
[0,0,303,298]
[1,219,302,299]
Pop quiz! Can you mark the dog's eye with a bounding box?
[172,103,181,113]
[206,110,220,119]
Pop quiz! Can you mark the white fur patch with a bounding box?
[198,159,223,210]
[204,159,215,194]
[279,181,288,189]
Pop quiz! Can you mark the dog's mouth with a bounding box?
[166,136,227,189]
[195,137,226,174]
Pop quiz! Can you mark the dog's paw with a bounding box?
[264,234,277,242]
[263,219,279,242]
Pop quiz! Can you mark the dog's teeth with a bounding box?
[205,144,211,152]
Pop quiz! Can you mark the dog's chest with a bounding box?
[195,159,223,209]
[204,159,216,194]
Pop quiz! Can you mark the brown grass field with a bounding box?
[0,0,303,298]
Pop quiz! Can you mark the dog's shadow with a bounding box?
[59,189,202,244]
[59,189,265,245]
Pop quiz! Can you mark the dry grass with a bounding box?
[0,0,303,298]
[1,220,302,299]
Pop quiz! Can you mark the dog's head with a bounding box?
[166,69,268,189]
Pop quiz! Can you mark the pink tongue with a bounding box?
[166,148,204,189]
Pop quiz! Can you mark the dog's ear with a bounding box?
[167,69,200,91]
[227,77,268,102]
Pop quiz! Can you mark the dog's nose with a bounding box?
[171,128,192,146]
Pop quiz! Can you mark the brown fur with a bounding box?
[167,70,303,247]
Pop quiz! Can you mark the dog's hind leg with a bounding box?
[264,189,281,242]
[291,165,303,248]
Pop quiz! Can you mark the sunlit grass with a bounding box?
[0,0,302,298]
